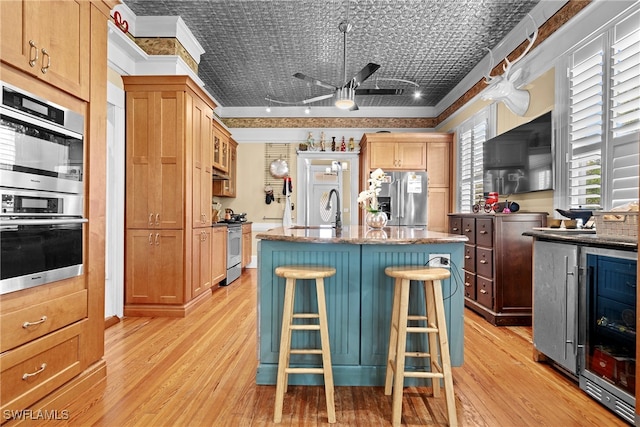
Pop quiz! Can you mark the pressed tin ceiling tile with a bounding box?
[123,0,540,108]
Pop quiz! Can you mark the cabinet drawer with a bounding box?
[461,218,475,244]
[476,218,493,247]
[464,244,476,272]
[449,217,462,234]
[477,276,493,309]
[0,290,87,353]
[476,247,493,278]
[464,271,476,300]
[1,333,82,414]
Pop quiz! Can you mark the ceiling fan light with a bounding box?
[335,87,355,110]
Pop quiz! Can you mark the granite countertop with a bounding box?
[523,229,637,251]
[255,225,469,245]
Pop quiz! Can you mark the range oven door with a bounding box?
[0,217,87,295]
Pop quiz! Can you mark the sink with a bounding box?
[288,225,335,230]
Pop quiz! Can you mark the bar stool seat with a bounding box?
[384,265,457,427]
[273,265,337,424]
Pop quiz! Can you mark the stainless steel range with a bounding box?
[221,221,243,286]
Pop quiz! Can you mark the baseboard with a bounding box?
[104,315,120,329]
[124,289,212,318]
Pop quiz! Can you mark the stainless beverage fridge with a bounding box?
[377,171,428,226]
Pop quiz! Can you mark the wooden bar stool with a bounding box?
[384,266,457,427]
[273,265,337,424]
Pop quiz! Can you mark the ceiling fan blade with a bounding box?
[346,63,381,88]
[355,88,405,96]
[302,93,335,104]
[293,73,337,90]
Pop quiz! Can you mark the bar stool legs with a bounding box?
[273,266,336,424]
[384,266,457,427]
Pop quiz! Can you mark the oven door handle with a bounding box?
[0,218,88,226]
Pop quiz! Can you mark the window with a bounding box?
[566,9,639,210]
[456,108,490,212]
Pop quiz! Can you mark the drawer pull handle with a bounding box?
[479,230,487,234]
[28,40,39,67]
[480,289,488,294]
[464,255,471,259]
[40,48,50,74]
[22,316,47,329]
[155,213,160,226]
[22,363,47,380]
[452,227,459,231]
[464,228,471,232]
[464,282,471,287]
[149,213,154,226]
[480,260,487,264]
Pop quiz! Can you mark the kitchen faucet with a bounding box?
[326,189,342,230]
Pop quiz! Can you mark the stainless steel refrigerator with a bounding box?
[377,171,428,226]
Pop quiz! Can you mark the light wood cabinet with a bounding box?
[125,90,184,230]
[125,229,184,305]
[368,140,427,170]
[192,228,212,298]
[213,137,238,197]
[123,76,217,317]
[0,0,90,100]
[359,132,453,231]
[212,226,227,286]
[191,95,213,228]
[242,223,252,268]
[0,0,113,417]
[212,120,230,173]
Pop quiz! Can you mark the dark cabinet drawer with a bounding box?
[461,218,475,244]
[449,217,462,234]
[464,271,476,300]
[476,247,493,278]
[464,244,476,272]
[477,276,493,309]
[476,218,493,247]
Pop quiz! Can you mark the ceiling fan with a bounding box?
[292,21,404,111]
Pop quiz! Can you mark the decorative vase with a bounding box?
[365,211,388,229]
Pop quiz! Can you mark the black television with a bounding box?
[483,111,553,195]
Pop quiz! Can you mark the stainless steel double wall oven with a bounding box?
[0,81,86,295]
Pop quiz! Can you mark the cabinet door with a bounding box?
[427,187,449,232]
[126,230,184,304]
[369,143,398,169]
[192,228,212,298]
[0,1,89,99]
[211,227,227,285]
[126,91,184,229]
[242,225,251,268]
[397,142,427,170]
[191,96,212,228]
[426,141,450,187]
[533,241,578,374]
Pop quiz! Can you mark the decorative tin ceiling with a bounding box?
[123,0,541,108]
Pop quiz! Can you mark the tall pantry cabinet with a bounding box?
[0,0,115,417]
[123,76,217,317]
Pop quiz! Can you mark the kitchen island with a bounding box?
[255,225,468,386]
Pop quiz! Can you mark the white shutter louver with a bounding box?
[611,13,640,137]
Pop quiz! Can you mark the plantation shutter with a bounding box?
[568,36,604,209]
[472,119,487,207]
[458,113,488,213]
[609,11,640,207]
[459,127,473,212]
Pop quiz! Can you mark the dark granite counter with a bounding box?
[523,229,637,251]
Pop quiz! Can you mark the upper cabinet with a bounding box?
[0,0,90,100]
[360,133,427,171]
[213,137,237,197]
[212,120,230,173]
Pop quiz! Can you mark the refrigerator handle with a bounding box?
[398,179,404,218]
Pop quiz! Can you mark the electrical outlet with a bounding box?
[429,254,451,268]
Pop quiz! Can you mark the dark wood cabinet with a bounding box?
[449,213,547,325]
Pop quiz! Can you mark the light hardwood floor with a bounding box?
[36,269,626,426]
